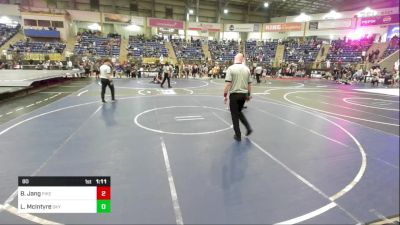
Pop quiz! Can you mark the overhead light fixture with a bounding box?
[357,7,377,17]
[264,2,269,7]
[323,10,342,19]
[189,9,194,14]
[0,16,12,25]
[224,9,228,14]
[295,12,311,22]
[125,24,141,31]
[88,23,101,31]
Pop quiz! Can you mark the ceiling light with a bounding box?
[224,9,228,14]
[189,9,194,14]
[264,2,269,7]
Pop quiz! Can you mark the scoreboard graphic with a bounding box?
[18,176,111,213]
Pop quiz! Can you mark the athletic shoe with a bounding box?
[245,129,253,137]
[233,135,241,142]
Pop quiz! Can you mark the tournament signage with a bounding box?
[264,22,302,32]
[103,14,144,26]
[104,13,130,23]
[360,14,399,26]
[148,18,184,29]
[224,23,260,32]
[188,22,221,31]
[130,16,145,26]
[308,19,353,30]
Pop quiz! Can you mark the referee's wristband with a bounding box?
[224,93,228,98]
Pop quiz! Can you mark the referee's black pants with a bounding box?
[101,78,115,101]
[161,73,171,87]
[256,73,261,83]
[229,93,251,137]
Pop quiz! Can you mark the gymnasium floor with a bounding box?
[0,77,398,224]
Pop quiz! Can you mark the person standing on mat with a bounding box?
[161,62,173,88]
[224,53,252,141]
[100,59,115,103]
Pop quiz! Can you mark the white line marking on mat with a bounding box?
[319,101,399,121]
[343,97,399,111]
[3,204,62,225]
[284,91,400,127]
[15,108,24,112]
[6,112,13,115]
[160,137,184,225]
[77,90,88,96]
[175,118,204,121]
[26,104,35,108]
[2,105,103,225]
[174,116,202,119]
[276,202,337,224]
[183,89,194,94]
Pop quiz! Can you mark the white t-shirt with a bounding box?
[100,64,112,79]
[255,66,262,74]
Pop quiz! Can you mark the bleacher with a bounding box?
[327,37,373,63]
[383,37,400,59]
[74,32,121,57]
[209,40,239,62]
[0,23,20,47]
[283,42,320,63]
[8,40,66,54]
[127,36,168,58]
[172,39,203,60]
[245,40,278,63]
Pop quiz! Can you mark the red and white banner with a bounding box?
[148,18,184,29]
[188,22,221,31]
[360,14,399,26]
[264,22,302,32]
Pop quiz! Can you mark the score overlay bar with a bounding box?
[18,177,111,213]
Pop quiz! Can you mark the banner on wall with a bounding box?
[264,22,302,32]
[131,16,144,26]
[386,24,399,41]
[360,14,399,26]
[224,23,260,32]
[188,22,221,31]
[148,18,184,29]
[309,19,353,30]
[104,13,130,23]
[67,10,100,22]
[264,23,302,32]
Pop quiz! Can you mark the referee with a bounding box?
[100,59,115,103]
[224,53,252,141]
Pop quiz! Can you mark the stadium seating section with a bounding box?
[127,36,168,58]
[172,39,204,60]
[245,40,278,63]
[0,23,20,48]
[283,41,320,63]
[74,32,121,57]
[9,40,66,54]
[383,37,400,59]
[208,40,239,63]
[327,37,374,63]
